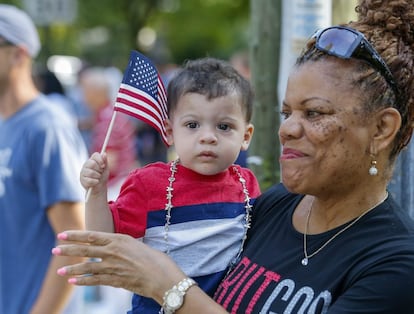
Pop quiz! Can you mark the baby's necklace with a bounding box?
[301,192,389,266]
[164,158,253,263]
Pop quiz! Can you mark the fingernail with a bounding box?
[51,247,61,255]
[68,278,77,284]
[57,233,68,240]
[57,267,67,276]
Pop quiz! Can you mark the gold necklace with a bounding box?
[164,158,253,260]
[301,192,389,266]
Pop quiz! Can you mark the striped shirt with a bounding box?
[109,162,261,313]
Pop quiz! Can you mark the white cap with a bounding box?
[0,5,40,58]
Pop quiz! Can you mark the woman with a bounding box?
[53,0,414,313]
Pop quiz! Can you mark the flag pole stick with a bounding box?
[85,111,118,202]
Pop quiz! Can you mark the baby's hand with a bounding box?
[80,152,109,190]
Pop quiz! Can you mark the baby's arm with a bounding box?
[80,152,114,232]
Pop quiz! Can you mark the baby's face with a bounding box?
[166,92,253,175]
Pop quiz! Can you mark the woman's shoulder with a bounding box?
[257,183,295,204]
[252,183,300,217]
[386,196,414,235]
[348,197,414,274]
[371,196,414,229]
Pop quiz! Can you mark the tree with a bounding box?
[7,0,249,69]
[249,0,281,189]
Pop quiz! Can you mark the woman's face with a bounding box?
[279,59,377,197]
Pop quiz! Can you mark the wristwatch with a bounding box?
[162,277,197,314]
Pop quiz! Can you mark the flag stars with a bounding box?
[124,54,163,98]
[114,50,168,144]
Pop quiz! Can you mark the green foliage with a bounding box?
[151,0,250,63]
[1,0,18,5]
[8,0,249,68]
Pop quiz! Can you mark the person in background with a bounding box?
[79,57,260,313]
[0,4,88,314]
[66,64,95,151]
[33,68,78,125]
[53,0,414,313]
[79,66,137,313]
[80,66,139,200]
[229,50,251,167]
[229,50,251,82]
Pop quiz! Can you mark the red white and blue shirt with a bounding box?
[109,162,261,313]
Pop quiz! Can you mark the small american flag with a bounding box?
[114,50,169,145]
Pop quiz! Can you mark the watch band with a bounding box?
[162,277,197,314]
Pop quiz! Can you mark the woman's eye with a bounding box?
[218,124,230,131]
[306,110,321,118]
[279,109,324,121]
[186,122,198,129]
[279,111,291,120]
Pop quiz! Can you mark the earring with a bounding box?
[369,159,378,176]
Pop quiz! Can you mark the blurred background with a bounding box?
[2,0,412,312]
[1,0,361,188]
[8,0,252,83]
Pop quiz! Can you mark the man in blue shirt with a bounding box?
[0,5,88,313]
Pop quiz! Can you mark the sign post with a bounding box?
[278,0,332,101]
[23,0,77,25]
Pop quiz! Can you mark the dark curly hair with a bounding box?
[166,57,254,123]
[296,0,414,159]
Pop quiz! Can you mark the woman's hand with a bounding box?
[52,230,186,305]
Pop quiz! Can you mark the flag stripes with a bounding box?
[113,50,169,146]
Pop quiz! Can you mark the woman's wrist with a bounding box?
[149,257,188,305]
[161,277,198,313]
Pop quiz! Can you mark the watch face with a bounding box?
[166,290,183,309]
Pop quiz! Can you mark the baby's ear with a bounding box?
[164,119,174,146]
[372,107,401,152]
[241,123,254,151]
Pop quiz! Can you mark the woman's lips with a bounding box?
[280,148,306,160]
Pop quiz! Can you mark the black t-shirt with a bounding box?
[214,183,414,313]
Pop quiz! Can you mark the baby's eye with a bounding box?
[217,123,231,131]
[185,122,199,129]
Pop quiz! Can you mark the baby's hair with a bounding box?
[167,57,254,122]
[297,0,414,158]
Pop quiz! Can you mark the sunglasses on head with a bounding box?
[312,26,399,102]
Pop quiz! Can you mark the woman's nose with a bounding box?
[278,113,303,141]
